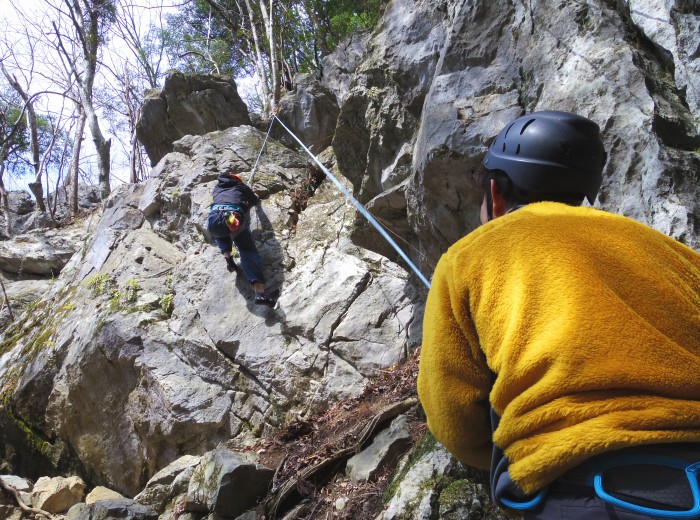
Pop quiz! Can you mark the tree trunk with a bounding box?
[0,161,12,238]
[303,0,330,56]
[242,0,272,113]
[80,75,111,200]
[67,107,86,216]
[0,62,46,212]
[54,1,112,201]
[259,0,280,109]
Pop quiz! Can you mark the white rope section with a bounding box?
[271,114,431,289]
[247,116,276,188]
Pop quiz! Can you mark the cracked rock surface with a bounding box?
[0,125,424,497]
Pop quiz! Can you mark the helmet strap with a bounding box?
[485,184,494,221]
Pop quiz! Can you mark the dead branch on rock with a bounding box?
[0,277,14,322]
[265,397,419,519]
[286,167,327,230]
[0,478,57,519]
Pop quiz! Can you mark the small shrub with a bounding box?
[124,280,140,303]
[159,293,174,316]
[109,289,122,311]
[83,274,110,296]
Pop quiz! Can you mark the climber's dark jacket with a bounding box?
[212,173,259,210]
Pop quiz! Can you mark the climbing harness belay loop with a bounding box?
[498,487,547,511]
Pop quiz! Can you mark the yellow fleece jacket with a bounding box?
[417,202,700,494]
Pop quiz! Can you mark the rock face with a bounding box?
[136,72,251,166]
[30,475,86,513]
[184,449,273,517]
[0,185,101,240]
[0,123,423,497]
[326,0,700,271]
[0,0,698,518]
[274,73,340,154]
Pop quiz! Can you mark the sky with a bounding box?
[0,0,186,193]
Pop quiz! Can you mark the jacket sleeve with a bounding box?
[417,253,493,470]
[242,184,260,207]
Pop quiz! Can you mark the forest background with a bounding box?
[0,0,384,233]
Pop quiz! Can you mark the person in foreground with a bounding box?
[417,110,700,518]
[207,170,276,308]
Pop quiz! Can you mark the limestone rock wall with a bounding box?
[323,0,700,272]
[0,125,423,497]
[136,73,251,167]
[0,0,698,516]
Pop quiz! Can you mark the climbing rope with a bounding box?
[247,113,277,188]
[270,114,431,289]
[365,209,435,273]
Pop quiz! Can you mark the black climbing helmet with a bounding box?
[482,110,607,203]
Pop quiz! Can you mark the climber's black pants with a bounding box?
[208,210,266,285]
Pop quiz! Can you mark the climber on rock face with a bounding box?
[206,170,276,308]
[417,111,700,518]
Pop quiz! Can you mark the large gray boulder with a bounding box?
[332,0,447,204]
[320,30,370,104]
[0,124,424,496]
[0,185,102,239]
[381,435,507,520]
[0,226,87,276]
[323,0,700,270]
[275,73,340,154]
[184,449,273,517]
[67,498,158,520]
[134,455,200,511]
[136,72,251,166]
[409,0,700,267]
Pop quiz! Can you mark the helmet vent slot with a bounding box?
[516,144,521,154]
[520,119,536,134]
[504,123,515,139]
[502,143,506,152]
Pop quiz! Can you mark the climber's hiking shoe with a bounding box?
[255,293,276,308]
[226,258,239,273]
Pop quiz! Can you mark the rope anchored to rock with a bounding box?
[250,112,432,289]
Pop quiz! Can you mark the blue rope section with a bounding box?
[271,115,431,290]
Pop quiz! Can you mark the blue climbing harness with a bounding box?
[592,454,700,518]
[497,454,700,518]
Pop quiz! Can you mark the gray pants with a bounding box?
[524,485,687,519]
[523,447,700,519]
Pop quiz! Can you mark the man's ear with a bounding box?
[490,179,509,219]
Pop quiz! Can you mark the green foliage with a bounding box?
[159,274,175,316]
[109,289,123,311]
[83,273,111,297]
[326,0,385,46]
[159,293,174,316]
[0,84,30,169]
[83,275,142,311]
[0,76,75,179]
[161,0,387,103]
[163,0,250,76]
[124,279,140,303]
